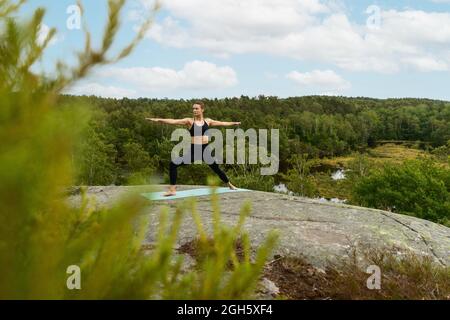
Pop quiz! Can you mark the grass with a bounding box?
[311,173,352,201]
[306,143,448,201]
[320,144,429,168]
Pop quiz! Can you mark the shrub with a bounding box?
[279,154,319,197]
[0,0,278,299]
[352,159,450,226]
[265,247,450,300]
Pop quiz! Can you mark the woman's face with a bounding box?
[192,104,203,117]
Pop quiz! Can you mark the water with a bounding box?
[273,183,294,196]
[331,169,346,181]
[273,183,347,203]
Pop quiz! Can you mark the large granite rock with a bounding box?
[66,185,450,268]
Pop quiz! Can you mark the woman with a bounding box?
[146,101,239,196]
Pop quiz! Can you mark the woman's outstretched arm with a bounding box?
[206,118,241,127]
[145,118,191,126]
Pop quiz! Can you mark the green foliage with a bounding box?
[74,127,118,185]
[432,140,450,161]
[347,153,372,178]
[312,173,350,201]
[121,141,157,185]
[280,154,318,197]
[228,165,275,192]
[0,0,277,300]
[123,142,151,172]
[63,186,277,300]
[160,189,278,299]
[67,95,450,189]
[206,142,277,192]
[352,159,450,226]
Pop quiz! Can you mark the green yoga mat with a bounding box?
[141,187,251,201]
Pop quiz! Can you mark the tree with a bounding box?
[122,141,157,185]
[74,128,118,185]
[352,159,450,226]
[280,154,318,197]
[432,140,450,161]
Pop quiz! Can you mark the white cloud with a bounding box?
[95,60,238,91]
[63,60,237,98]
[402,56,448,72]
[65,82,138,98]
[286,69,351,92]
[137,0,450,73]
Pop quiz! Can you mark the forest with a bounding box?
[64,95,450,227]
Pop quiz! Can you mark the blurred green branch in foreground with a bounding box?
[0,0,278,299]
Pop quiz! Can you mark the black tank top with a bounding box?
[189,119,209,137]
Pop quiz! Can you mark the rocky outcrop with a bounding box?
[66,185,450,268]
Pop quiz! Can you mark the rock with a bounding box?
[66,185,450,268]
[257,278,280,299]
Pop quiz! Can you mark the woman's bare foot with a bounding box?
[163,186,177,196]
[228,182,238,190]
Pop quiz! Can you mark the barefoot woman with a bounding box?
[146,101,239,196]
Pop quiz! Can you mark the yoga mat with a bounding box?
[141,187,251,201]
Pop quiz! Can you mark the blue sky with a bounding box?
[22,0,450,100]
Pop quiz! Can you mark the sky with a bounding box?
[21,0,450,100]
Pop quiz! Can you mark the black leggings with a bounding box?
[169,144,229,185]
